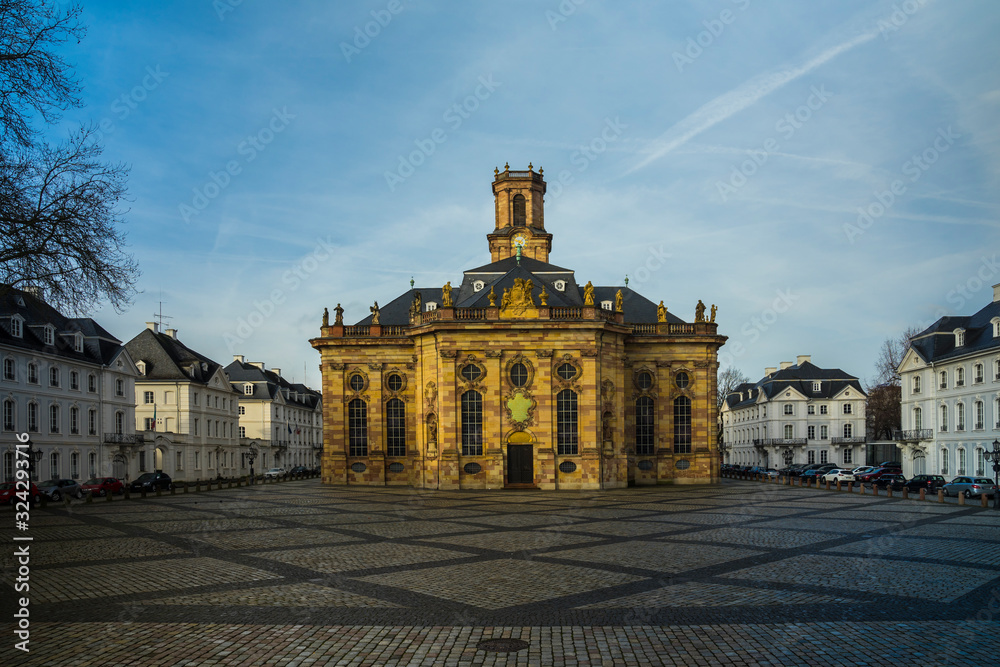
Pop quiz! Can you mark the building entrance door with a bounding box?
[507,445,533,485]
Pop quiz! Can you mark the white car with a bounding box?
[264,467,287,479]
[822,469,855,484]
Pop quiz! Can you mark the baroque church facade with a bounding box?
[311,166,727,490]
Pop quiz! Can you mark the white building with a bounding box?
[897,284,1000,479]
[225,356,322,471]
[123,323,241,481]
[721,356,867,469]
[1,286,138,482]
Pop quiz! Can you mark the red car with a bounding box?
[80,477,125,497]
[0,481,42,505]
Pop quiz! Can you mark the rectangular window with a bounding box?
[812,382,820,391]
[807,425,815,439]
[144,391,154,404]
[88,375,96,392]
[807,405,815,415]
[239,405,245,415]
[784,424,793,439]
[819,405,828,415]
[941,450,949,475]
[958,449,967,476]
[556,390,579,456]
[3,358,15,381]
[10,318,22,337]
[115,378,124,396]
[975,401,984,430]
[635,397,655,455]
[89,410,97,436]
[975,364,984,383]
[385,399,406,457]
[176,451,183,470]
[461,391,483,456]
[27,364,38,384]
[819,450,828,463]
[49,452,59,478]
[808,450,815,464]
[673,397,692,454]
[239,426,246,438]
[193,418,199,435]
[139,450,146,471]
[843,449,853,464]
[3,452,12,481]
[49,367,59,387]
[820,425,828,439]
[956,403,965,431]
[349,399,369,456]
[70,371,79,390]
[145,418,156,430]
[195,451,200,468]
[71,452,79,479]
[3,400,14,431]
[843,403,852,415]
[783,404,793,415]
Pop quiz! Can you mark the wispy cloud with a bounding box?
[627,32,877,174]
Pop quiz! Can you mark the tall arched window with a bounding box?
[49,451,59,478]
[27,402,38,432]
[956,402,965,431]
[913,407,922,430]
[49,404,60,433]
[3,451,13,480]
[635,396,655,455]
[512,194,526,226]
[385,398,406,457]
[939,405,948,431]
[673,396,692,453]
[557,389,578,455]
[2,399,14,431]
[348,399,368,456]
[461,390,482,455]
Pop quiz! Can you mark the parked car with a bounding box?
[822,469,855,484]
[872,474,907,491]
[38,478,83,501]
[128,472,172,493]
[80,477,125,497]
[288,466,310,475]
[0,481,42,505]
[264,467,287,479]
[799,468,830,482]
[942,476,999,499]
[851,466,876,476]
[903,474,947,494]
[878,461,902,468]
[856,467,902,483]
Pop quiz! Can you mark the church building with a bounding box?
[310,165,727,489]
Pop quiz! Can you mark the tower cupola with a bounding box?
[488,163,552,262]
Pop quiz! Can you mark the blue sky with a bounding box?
[48,0,1000,389]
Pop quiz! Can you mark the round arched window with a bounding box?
[510,363,528,387]
[675,372,690,389]
[461,364,482,382]
[557,363,576,381]
[636,371,653,389]
[387,374,403,391]
[349,374,365,391]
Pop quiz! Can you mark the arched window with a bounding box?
[461,390,482,455]
[512,194,526,226]
[913,407,922,430]
[49,451,59,478]
[912,375,921,394]
[783,424,793,439]
[348,399,368,456]
[386,398,406,457]
[27,402,38,432]
[49,404,60,433]
[557,389,578,455]
[115,411,124,435]
[673,396,692,453]
[635,396,655,455]
[957,448,967,475]
[70,407,79,434]
[956,402,965,431]
[975,400,984,430]
[939,405,948,431]
[843,423,853,438]
[3,399,14,431]
[3,451,13,480]
[941,448,949,475]
[89,452,97,478]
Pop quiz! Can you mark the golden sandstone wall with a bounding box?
[312,311,724,490]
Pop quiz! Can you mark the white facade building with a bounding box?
[1,286,138,483]
[721,356,867,469]
[897,284,1000,479]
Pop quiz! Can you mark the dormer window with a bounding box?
[43,325,54,346]
[10,317,22,338]
[554,280,566,292]
[136,361,146,376]
[812,382,821,392]
[244,384,254,395]
[601,300,613,311]
[992,317,1000,338]
[425,302,437,312]
[955,328,965,347]
[473,280,485,292]
[74,333,83,353]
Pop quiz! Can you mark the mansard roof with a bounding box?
[124,328,236,389]
[0,285,125,366]
[908,298,1000,364]
[724,361,865,411]
[224,359,321,409]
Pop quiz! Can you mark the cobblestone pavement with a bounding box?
[2,479,1000,665]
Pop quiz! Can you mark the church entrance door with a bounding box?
[507,445,534,486]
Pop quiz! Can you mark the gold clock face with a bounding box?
[513,234,527,248]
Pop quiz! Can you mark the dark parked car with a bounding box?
[38,478,83,501]
[128,472,172,493]
[903,474,947,493]
[872,474,907,491]
[288,466,310,475]
[856,467,902,483]
[0,481,42,505]
[81,477,125,497]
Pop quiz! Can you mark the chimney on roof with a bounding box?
[233,355,244,363]
[765,367,777,377]
[780,361,793,370]
[165,328,177,339]
[249,362,265,370]
[145,322,158,333]
[272,368,281,377]
[994,282,1000,303]
[796,355,811,366]
[22,286,45,301]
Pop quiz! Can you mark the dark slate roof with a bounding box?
[124,328,236,390]
[223,360,321,409]
[354,256,686,326]
[0,285,125,366]
[724,361,866,410]
[908,298,1000,364]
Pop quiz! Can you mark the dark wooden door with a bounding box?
[507,445,533,485]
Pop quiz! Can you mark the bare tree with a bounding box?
[717,365,752,412]
[1,1,138,313]
[872,326,921,386]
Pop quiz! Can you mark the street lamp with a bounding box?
[23,439,43,481]
[984,439,1000,510]
[245,443,259,484]
[783,449,793,467]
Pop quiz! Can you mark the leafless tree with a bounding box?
[1,1,138,313]
[872,326,921,387]
[717,365,752,412]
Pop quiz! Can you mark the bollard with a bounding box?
[183,482,188,494]
[40,494,48,508]
[982,494,989,509]
[902,488,908,500]
[859,484,865,495]
[140,487,147,499]
[170,484,176,495]
[958,493,965,506]
[873,485,879,496]
[886,486,893,498]
[836,480,842,492]
[847,481,853,493]
[919,488,926,501]
[938,489,945,503]
[106,489,113,501]
[85,491,93,504]
[123,488,130,501]
[155,487,161,497]
[825,480,830,491]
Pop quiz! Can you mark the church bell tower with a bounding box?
[488,163,552,263]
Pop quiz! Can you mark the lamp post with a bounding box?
[23,439,44,481]
[984,439,1000,510]
[783,449,794,467]
[245,443,258,484]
